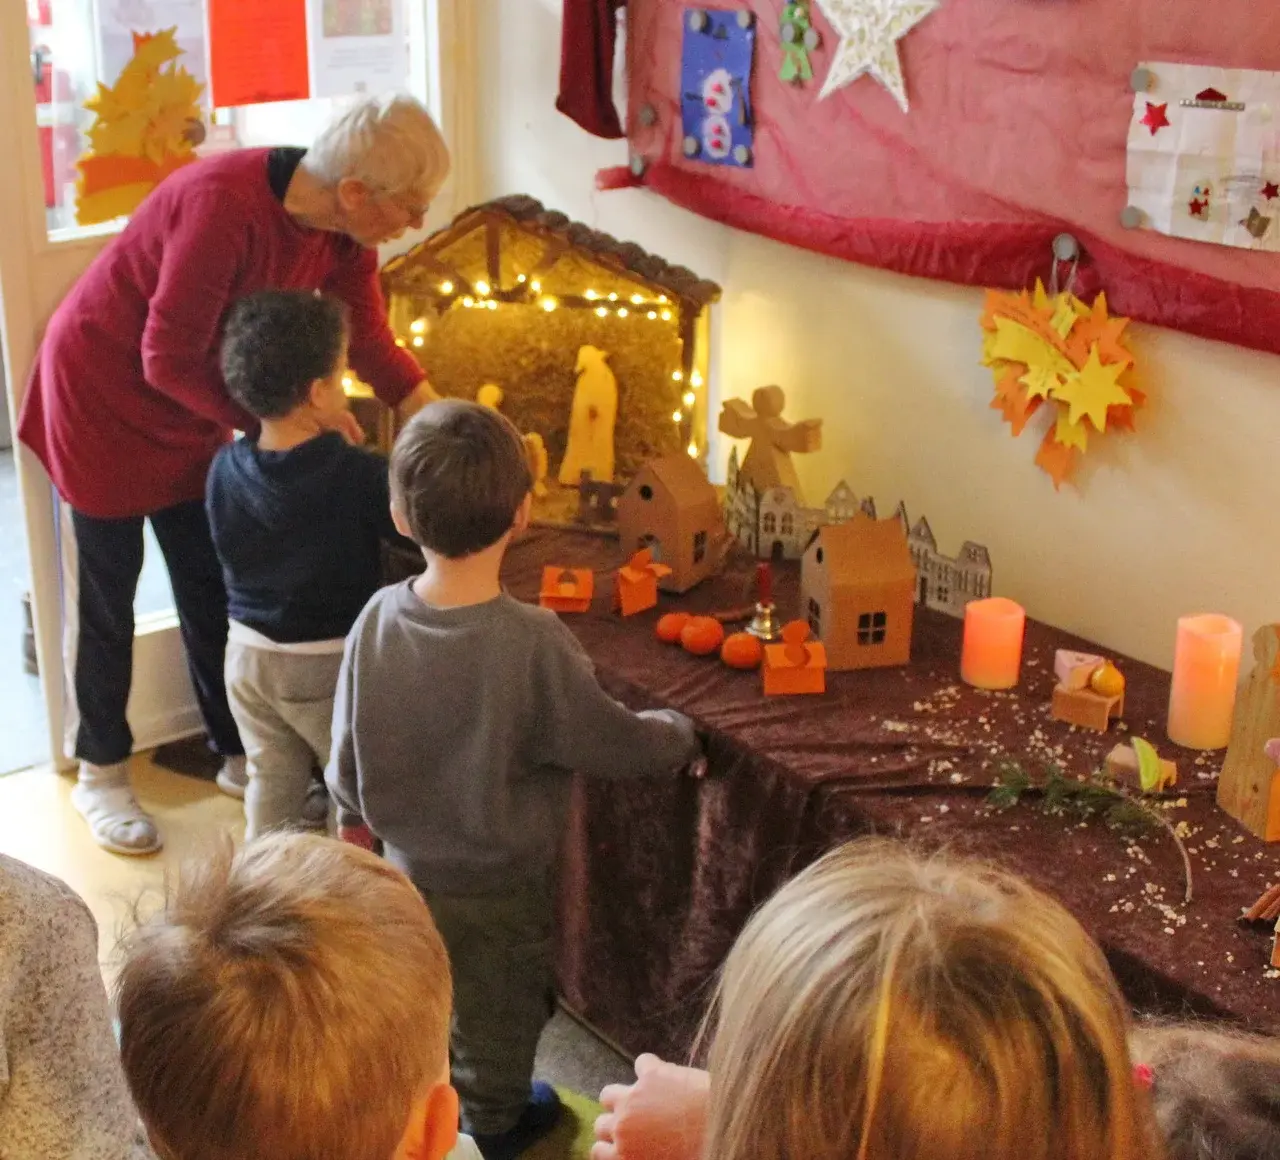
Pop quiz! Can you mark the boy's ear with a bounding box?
[391,501,413,540]
[400,1083,459,1160]
[513,492,533,534]
[308,377,332,409]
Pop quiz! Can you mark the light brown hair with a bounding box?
[390,399,533,558]
[1131,1022,1280,1160]
[115,833,452,1160]
[702,840,1162,1160]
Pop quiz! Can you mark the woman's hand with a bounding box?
[592,1055,710,1160]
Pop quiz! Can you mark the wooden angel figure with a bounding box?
[718,385,822,503]
[558,346,617,486]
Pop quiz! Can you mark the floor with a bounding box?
[0,449,184,774]
[0,757,635,1099]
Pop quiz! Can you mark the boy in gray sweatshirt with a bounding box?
[326,400,703,1160]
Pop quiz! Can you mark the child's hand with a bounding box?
[593,1054,710,1160]
[338,823,376,851]
[319,409,366,446]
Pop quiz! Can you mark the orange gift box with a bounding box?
[539,567,594,614]
[614,549,673,617]
[762,622,827,697]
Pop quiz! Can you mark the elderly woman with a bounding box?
[18,95,448,856]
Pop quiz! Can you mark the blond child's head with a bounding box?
[703,840,1160,1160]
[1131,1022,1280,1160]
[115,833,457,1160]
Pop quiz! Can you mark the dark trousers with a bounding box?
[70,499,243,766]
[416,876,557,1135]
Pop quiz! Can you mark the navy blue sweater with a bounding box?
[206,433,409,643]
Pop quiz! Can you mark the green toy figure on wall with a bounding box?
[779,2,821,84]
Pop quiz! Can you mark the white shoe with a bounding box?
[73,764,163,856]
[216,755,248,800]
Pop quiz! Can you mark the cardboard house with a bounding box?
[616,455,725,593]
[799,515,917,671]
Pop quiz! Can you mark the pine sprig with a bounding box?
[987,762,1193,903]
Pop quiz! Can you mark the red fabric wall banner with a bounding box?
[577,0,1280,357]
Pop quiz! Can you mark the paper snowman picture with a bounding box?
[680,8,757,169]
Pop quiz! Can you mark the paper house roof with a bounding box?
[812,515,916,584]
[1195,87,1228,102]
[636,454,718,506]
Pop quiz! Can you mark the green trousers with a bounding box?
[417,876,557,1135]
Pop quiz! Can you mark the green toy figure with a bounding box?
[779,2,821,84]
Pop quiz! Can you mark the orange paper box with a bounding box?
[763,622,827,697]
[539,567,594,614]
[614,549,673,617]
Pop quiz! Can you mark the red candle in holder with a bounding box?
[756,561,773,606]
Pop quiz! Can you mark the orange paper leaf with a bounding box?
[1034,430,1079,490]
[990,369,1043,436]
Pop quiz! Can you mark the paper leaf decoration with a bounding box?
[980,282,1141,489]
[76,28,203,226]
[1132,737,1163,794]
[813,0,941,111]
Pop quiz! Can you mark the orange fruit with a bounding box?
[680,616,725,657]
[721,632,763,670]
[656,612,691,644]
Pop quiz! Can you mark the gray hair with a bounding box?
[304,94,451,199]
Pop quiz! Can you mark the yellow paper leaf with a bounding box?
[1020,364,1062,401]
[989,318,1076,378]
[1054,344,1131,430]
[1032,279,1053,313]
[1050,296,1078,339]
[76,180,155,225]
[1054,409,1089,452]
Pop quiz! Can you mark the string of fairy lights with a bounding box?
[383,273,705,459]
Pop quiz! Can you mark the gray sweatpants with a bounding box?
[225,643,343,841]
[415,875,557,1136]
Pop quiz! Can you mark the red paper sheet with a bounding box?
[208,0,310,107]
[612,0,1280,357]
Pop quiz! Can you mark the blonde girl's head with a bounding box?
[704,840,1160,1160]
[1131,1022,1280,1160]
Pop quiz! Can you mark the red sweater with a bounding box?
[18,149,422,519]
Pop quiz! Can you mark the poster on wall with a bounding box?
[208,0,310,107]
[98,0,208,100]
[308,0,407,98]
[1126,63,1280,252]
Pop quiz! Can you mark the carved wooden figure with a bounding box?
[718,385,822,503]
[559,346,618,486]
[1218,625,1280,842]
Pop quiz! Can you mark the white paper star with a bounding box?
[814,0,941,111]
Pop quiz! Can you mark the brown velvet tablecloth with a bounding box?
[388,528,1280,1061]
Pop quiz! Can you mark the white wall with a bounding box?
[474,0,1280,671]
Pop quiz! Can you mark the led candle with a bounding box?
[960,598,1026,690]
[1166,614,1242,750]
